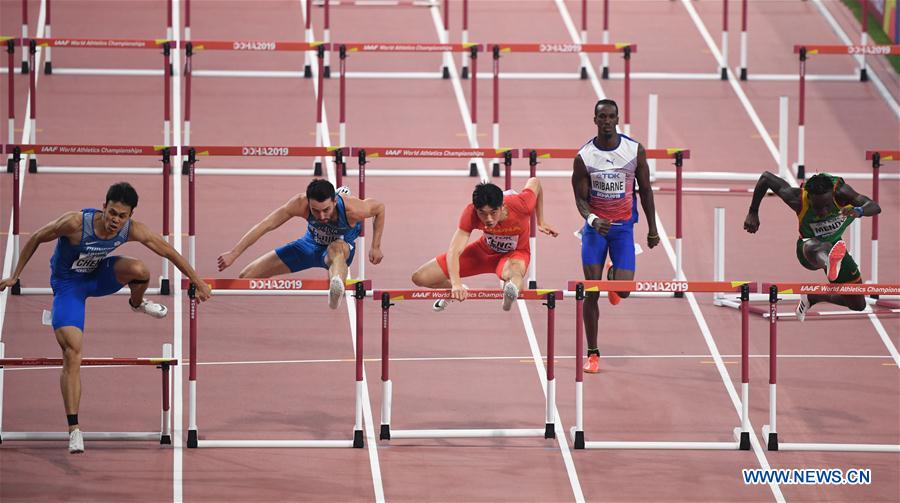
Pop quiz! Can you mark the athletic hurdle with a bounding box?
[711,206,899,319]
[36,0,174,75]
[374,287,560,441]
[184,278,369,448]
[512,147,689,283]
[334,43,481,148]
[569,280,756,450]
[488,42,634,164]
[23,37,172,171]
[0,342,176,445]
[760,282,900,453]
[867,150,899,289]
[4,144,173,296]
[3,38,15,151]
[181,40,328,172]
[181,145,353,273]
[307,0,446,78]
[794,43,900,180]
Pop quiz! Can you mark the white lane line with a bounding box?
[171,0,185,500]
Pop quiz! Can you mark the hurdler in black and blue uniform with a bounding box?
[0,182,211,454]
[216,179,386,310]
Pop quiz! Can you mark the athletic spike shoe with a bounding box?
[131,299,168,319]
[502,282,519,311]
[329,276,345,310]
[795,294,811,322]
[583,354,600,374]
[827,241,846,282]
[68,429,84,454]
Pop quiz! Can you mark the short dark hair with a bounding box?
[594,99,619,116]
[472,183,504,209]
[306,179,336,202]
[106,182,139,209]
[805,174,834,195]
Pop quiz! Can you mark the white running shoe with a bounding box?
[329,276,345,310]
[336,185,352,196]
[68,428,84,454]
[795,294,811,322]
[502,282,519,311]
[432,299,447,312]
[131,299,168,319]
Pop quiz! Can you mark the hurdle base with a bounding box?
[385,428,547,439]
[544,423,555,439]
[314,161,323,176]
[160,278,171,296]
[28,158,37,173]
[461,66,469,79]
[674,291,684,299]
[11,279,21,296]
[44,62,53,75]
[528,280,537,290]
[161,434,172,445]
[324,65,331,78]
[304,64,312,78]
[469,163,477,176]
[492,162,500,177]
[0,431,162,441]
[796,164,805,181]
[181,160,190,175]
[600,66,608,80]
[580,67,588,80]
[380,424,391,440]
[21,60,29,74]
[720,67,728,80]
[196,439,357,448]
[734,427,750,450]
[353,429,364,448]
[574,430,585,449]
[581,440,740,450]
[6,158,14,173]
[442,66,450,79]
[762,425,778,451]
[860,68,868,82]
[187,429,198,448]
[739,67,747,81]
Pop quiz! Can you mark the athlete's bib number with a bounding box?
[485,234,518,253]
[71,253,104,273]
[809,216,847,238]
[590,171,626,200]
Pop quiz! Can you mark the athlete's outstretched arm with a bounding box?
[0,212,81,291]
[523,177,558,237]
[572,155,610,235]
[446,228,471,301]
[130,220,211,301]
[362,198,386,264]
[217,195,306,271]
[635,146,659,248]
[744,171,801,234]
[835,182,881,218]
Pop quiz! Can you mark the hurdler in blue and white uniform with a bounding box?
[572,99,661,374]
[217,179,386,310]
[0,182,211,454]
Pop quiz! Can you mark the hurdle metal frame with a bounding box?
[22,38,172,169]
[184,278,369,448]
[15,0,174,75]
[3,38,15,150]
[375,288,560,441]
[4,144,174,295]
[794,44,900,180]
[181,40,328,170]
[0,342,175,445]
[760,282,900,453]
[334,43,480,148]
[570,280,755,451]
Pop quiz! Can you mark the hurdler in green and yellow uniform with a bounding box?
[795,173,860,284]
[743,172,881,321]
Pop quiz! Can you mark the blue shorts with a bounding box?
[581,222,636,271]
[50,256,124,331]
[275,236,356,273]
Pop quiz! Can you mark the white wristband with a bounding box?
[587,213,599,226]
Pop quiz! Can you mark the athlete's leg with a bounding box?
[581,224,609,354]
[239,251,293,278]
[607,224,637,300]
[808,254,866,311]
[112,256,150,307]
[54,326,83,432]
[411,259,452,288]
[498,254,528,311]
[325,240,351,281]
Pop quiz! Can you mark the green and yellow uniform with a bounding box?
[795,174,860,283]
